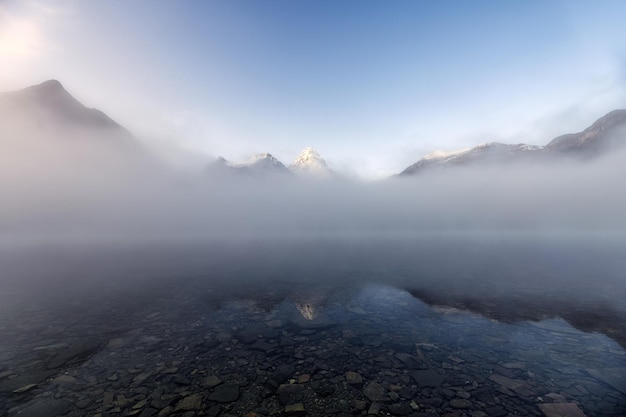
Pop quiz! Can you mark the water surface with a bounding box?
[1,235,625,416]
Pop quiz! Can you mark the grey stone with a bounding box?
[277,383,305,405]
[8,398,70,417]
[388,402,412,415]
[203,375,222,388]
[363,381,386,402]
[411,369,445,387]
[209,384,240,402]
[585,367,626,395]
[450,398,472,409]
[485,406,507,417]
[46,342,100,369]
[367,402,381,415]
[284,403,305,415]
[174,394,203,411]
[272,364,295,383]
[0,370,55,393]
[538,403,587,417]
[488,374,534,396]
[345,371,363,385]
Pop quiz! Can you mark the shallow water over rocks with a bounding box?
[1,236,625,416]
[1,278,624,417]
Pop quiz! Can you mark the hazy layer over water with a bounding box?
[1,234,625,416]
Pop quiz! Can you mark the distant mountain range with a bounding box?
[2,80,625,178]
[399,110,626,176]
[208,147,333,177]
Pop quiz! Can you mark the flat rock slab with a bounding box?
[411,369,445,387]
[585,367,626,395]
[209,384,240,402]
[203,375,222,388]
[284,403,306,415]
[450,398,473,409]
[0,370,56,393]
[250,339,277,353]
[8,398,70,417]
[272,364,296,383]
[277,384,305,405]
[363,382,386,401]
[489,374,534,396]
[174,393,203,411]
[538,403,587,417]
[388,402,412,415]
[47,342,101,370]
[345,371,363,385]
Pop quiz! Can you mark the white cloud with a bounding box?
[0,0,72,90]
[0,6,45,59]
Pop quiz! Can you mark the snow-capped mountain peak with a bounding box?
[290,147,332,176]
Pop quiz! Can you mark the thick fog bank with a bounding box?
[2,233,625,298]
[1,143,626,243]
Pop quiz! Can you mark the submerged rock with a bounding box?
[345,371,363,385]
[284,402,306,415]
[174,394,203,411]
[411,369,445,387]
[363,381,386,402]
[538,403,587,417]
[209,384,240,402]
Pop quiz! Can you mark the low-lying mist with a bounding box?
[2,129,626,349]
[1,132,626,243]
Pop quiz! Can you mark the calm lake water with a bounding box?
[1,234,625,416]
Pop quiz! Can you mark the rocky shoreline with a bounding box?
[1,281,624,417]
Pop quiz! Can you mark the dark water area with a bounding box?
[0,234,625,417]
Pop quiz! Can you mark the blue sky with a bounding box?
[1,0,626,177]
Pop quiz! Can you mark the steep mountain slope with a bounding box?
[0,79,130,134]
[0,80,154,176]
[545,109,626,156]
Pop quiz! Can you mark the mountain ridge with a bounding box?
[0,79,128,133]
[399,109,626,176]
[208,148,332,177]
[2,80,625,178]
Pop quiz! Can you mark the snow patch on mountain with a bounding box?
[422,148,471,161]
[290,147,332,176]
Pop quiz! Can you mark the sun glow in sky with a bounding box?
[1,0,626,177]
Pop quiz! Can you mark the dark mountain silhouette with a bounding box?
[0,79,129,133]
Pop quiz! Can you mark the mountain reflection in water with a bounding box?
[294,302,317,320]
[0,236,625,417]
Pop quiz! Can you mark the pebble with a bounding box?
[363,382,386,402]
[174,394,203,411]
[284,402,306,415]
[1,280,624,417]
[345,371,363,385]
[208,384,240,402]
[203,375,222,388]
